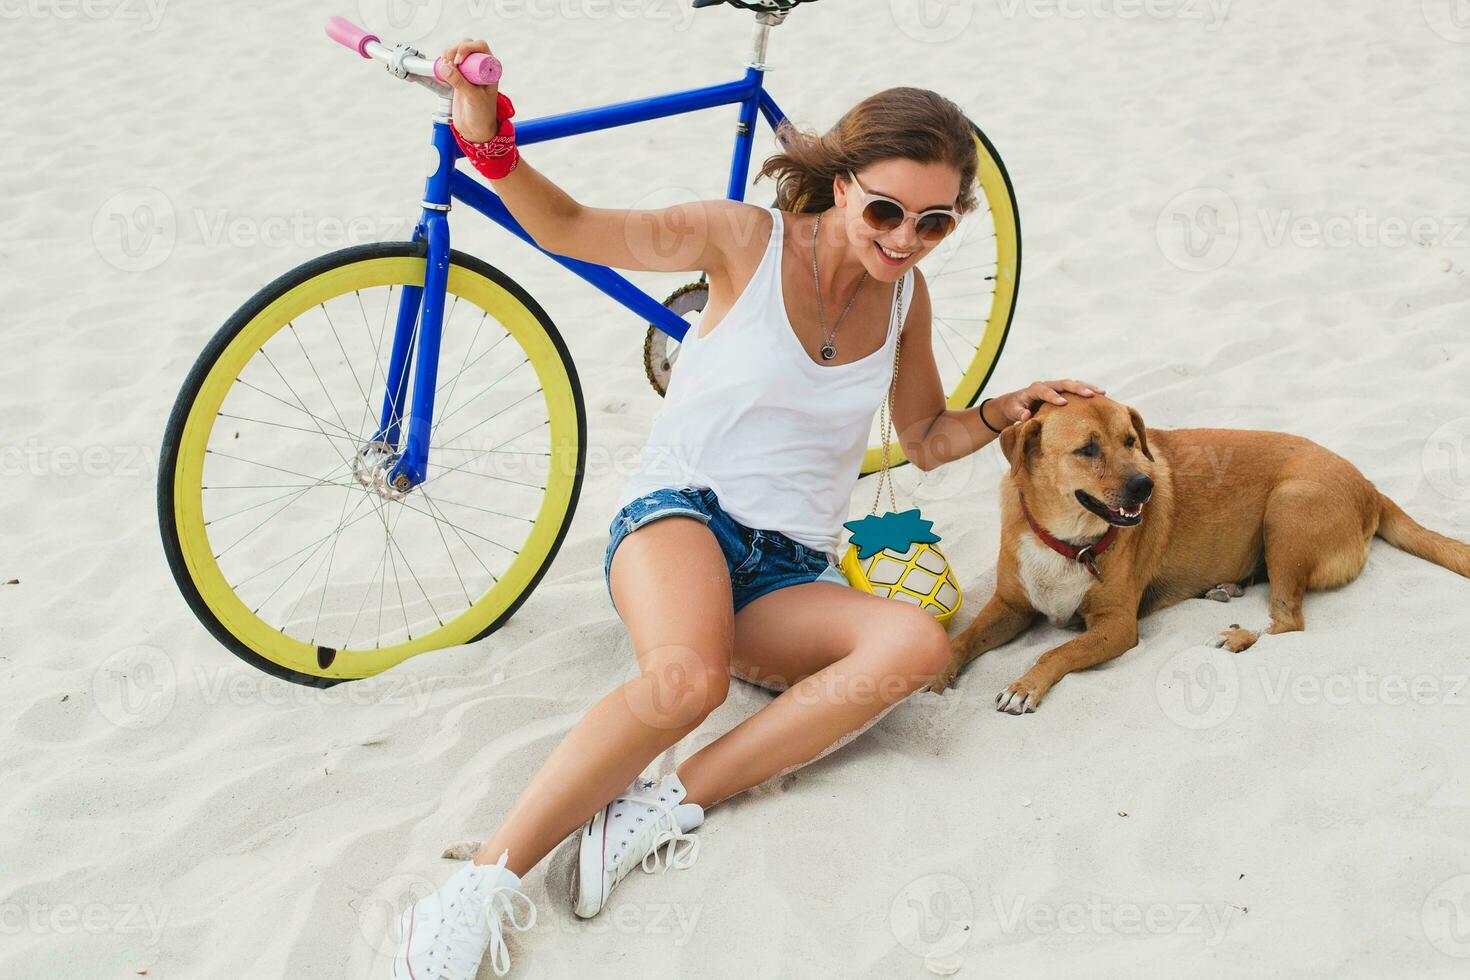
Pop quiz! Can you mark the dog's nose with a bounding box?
[1125,473,1154,502]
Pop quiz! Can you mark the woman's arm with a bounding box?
[890,271,1104,471]
[441,38,746,275]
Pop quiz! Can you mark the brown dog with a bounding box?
[932,395,1470,713]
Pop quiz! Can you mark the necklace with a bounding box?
[811,213,868,361]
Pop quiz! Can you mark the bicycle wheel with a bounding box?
[159,242,585,687]
[858,120,1021,475]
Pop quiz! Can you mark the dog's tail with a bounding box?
[1376,493,1470,578]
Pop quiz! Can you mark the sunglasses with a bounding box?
[846,172,961,244]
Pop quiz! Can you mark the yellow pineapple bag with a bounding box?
[839,276,963,625]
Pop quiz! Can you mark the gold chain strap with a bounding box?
[870,272,906,516]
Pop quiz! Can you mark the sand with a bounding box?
[4,0,1469,976]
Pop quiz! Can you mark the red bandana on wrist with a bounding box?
[452,91,520,180]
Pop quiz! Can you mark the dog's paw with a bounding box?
[929,670,958,695]
[996,680,1040,715]
[1205,582,1244,603]
[1211,624,1259,653]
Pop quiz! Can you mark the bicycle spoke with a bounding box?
[344,538,389,652]
[374,495,418,642]
[420,486,501,585]
[210,458,355,560]
[287,323,354,445]
[933,315,980,352]
[420,493,536,524]
[437,305,486,420]
[216,412,364,444]
[436,387,545,458]
[239,489,376,603]
[300,481,358,643]
[206,449,348,487]
[205,475,354,526]
[258,350,356,474]
[417,484,475,608]
[428,420,550,485]
[385,492,523,557]
[233,378,358,442]
[319,302,372,425]
[433,354,530,433]
[353,286,394,442]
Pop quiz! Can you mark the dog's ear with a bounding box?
[1000,418,1042,476]
[1127,407,1154,461]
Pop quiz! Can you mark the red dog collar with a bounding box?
[1018,495,1119,581]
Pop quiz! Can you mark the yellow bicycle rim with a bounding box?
[171,256,581,681]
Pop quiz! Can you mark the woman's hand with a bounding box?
[992,379,1105,425]
[440,38,501,142]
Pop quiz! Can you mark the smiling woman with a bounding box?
[388,45,1105,977]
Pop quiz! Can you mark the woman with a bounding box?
[392,37,1102,978]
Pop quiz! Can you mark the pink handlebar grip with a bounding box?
[325,16,378,57]
[434,52,503,86]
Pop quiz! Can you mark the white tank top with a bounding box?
[616,206,913,560]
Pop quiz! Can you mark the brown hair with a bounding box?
[756,87,980,215]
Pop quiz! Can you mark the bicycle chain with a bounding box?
[643,280,710,396]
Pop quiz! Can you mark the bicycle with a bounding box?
[157,0,1021,688]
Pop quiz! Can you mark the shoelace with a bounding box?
[618,790,700,875]
[438,850,538,978]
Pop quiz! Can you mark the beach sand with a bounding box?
[3,0,1469,976]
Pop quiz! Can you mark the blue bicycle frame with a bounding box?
[376,66,788,490]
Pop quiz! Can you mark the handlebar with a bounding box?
[325,16,502,86]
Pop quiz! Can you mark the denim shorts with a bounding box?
[603,486,849,615]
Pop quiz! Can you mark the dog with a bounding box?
[931,395,1470,713]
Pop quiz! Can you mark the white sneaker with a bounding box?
[392,850,537,979]
[571,772,703,918]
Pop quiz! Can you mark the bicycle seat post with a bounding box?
[747,8,786,72]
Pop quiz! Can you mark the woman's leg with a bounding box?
[675,581,949,808]
[474,516,734,876]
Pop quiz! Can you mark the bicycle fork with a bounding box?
[358,101,458,497]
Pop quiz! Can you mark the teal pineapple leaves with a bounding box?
[842,508,940,561]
